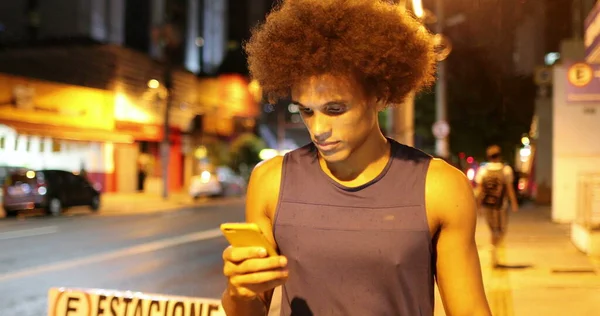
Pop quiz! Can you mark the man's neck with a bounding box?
[321,130,390,183]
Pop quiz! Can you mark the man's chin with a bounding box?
[318,149,349,163]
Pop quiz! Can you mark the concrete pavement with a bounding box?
[98,191,245,215]
[435,203,600,316]
[0,191,246,217]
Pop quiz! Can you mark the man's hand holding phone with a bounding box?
[222,246,289,300]
[221,223,289,301]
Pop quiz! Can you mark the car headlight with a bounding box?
[200,170,212,183]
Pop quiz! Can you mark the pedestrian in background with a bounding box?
[475,144,520,267]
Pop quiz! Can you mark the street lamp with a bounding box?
[434,0,450,159]
[414,0,453,158]
[387,0,455,153]
[147,79,160,89]
[153,21,182,200]
[412,0,424,18]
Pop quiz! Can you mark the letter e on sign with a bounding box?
[568,63,594,87]
[48,288,92,316]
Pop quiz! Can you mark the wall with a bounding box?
[552,65,600,223]
[203,0,228,74]
[0,0,126,42]
[0,125,115,192]
[114,142,139,193]
[0,1,28,41]
[534,97,553,204]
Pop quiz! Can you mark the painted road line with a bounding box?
[0,227,223,283]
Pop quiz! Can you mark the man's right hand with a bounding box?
[222,246,289,300]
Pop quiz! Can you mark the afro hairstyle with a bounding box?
[244,0,437,106]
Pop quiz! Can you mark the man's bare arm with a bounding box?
[505,179,519,212]
[426,159,491,316]
[221,156,285,316]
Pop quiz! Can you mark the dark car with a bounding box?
[2,169,100,217]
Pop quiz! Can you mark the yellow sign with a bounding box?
[47,287,225,316]
[0,74,115,130]
[567,63,594,87]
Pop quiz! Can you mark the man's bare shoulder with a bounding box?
[247,155,285,221]
[251,155,285,184]
[426,158,477,223]
[427,158,471,190]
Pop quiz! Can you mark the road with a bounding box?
[2,201,600,316]
[0,202,245,316]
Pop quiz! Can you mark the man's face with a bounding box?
[291,74,380,163]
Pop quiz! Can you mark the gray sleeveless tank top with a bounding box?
[273,139,434,315]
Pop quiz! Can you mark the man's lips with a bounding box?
[314,141,340,151]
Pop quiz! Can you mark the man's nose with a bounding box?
[311,113,332,142]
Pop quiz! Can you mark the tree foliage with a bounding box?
[414,44,536,161]
[228,133,267,173]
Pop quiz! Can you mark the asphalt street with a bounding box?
[2,200,600,316]
[0,202,245,316]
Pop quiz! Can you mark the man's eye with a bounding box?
[300,107,313,114]
[328,106,346,114]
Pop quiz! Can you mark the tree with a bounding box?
[414,44,536,161]
[229,133,267,179]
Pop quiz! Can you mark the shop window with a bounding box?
[52,139,61,153]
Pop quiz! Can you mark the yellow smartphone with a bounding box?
[220,222,278,257]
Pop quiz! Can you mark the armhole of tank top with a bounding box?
[422,157,435,255]
[271,153,290,239]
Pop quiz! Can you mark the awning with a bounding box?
[1,120,134,144]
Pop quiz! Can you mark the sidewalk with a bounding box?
[434,203,600,316]
[99,191,245,215]
[0,191,245,217]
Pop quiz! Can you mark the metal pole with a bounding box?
[390,92,415,146]
[277,105,286,151]
[386,0,415,147]
[162,61,172,200]
[572,0,583,40]
[435,0,449,158]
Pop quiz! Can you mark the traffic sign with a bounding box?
[534,66,553,86]
[567,63,594,87]
[47,287,225,316]
[432,120,450,139]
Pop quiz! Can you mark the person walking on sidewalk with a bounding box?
[221,1,492,315]
[475,144,520,267]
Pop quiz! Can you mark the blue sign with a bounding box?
[585,1,600,63]
[566,62,600,103]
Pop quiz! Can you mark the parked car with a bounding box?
[0,166,25,200]
[2,169,101,217]
[189,166,246,199]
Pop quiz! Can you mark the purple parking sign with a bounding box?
[566,61,600,103]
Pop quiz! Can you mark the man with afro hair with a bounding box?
[221,1,492,315]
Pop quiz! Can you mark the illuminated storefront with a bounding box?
[0,74,131,192]
[0,69,260,195]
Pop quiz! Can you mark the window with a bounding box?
[52,139,61,153]
[26,137,32,152]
